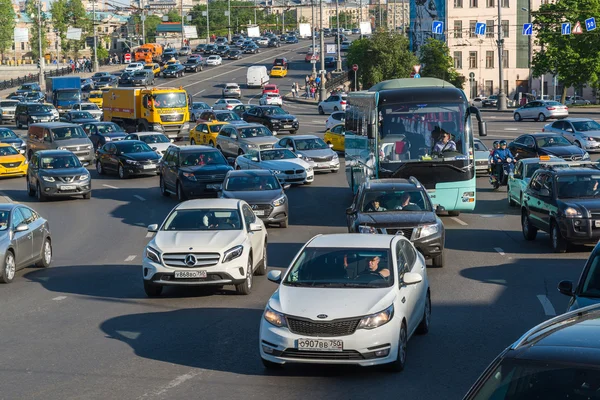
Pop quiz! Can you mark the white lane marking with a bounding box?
[504,128,519,131]
[52,296,67,301]
[536,294,557,316]
[494,247,505,255]
[0,193,13,203]
[192,89,206,97]
[146,232,154,238]
[138,371,202,399]
[451,217,468,226]
[102,184,119,189]
[125,255,137,262]
[134,195,146,201]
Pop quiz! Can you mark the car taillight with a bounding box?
[226,105,233,109]
[546,107,555,110]
[341,101,347,105]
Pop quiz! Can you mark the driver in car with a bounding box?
[432,130,456,154]
[366,198,387,212]
[359,256,390,278]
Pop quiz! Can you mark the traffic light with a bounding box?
[86,37,95,47]
[37,59,40,68]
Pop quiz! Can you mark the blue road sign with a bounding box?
[432,21,444,34]
[586,17,596,31]
[562,23,571,35]
[522,23,532,35]
[414,74,421,79]
[475,22,487,36]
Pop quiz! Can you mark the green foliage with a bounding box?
[96,44,109,61]
[50,0,92,58]
[532,0,600,102]
[166,9,182,23]
[50,0,68,57]
[329,11,357,29]
[0,0,15,57]
[346,31,418,88]
[26,0,48,59]
[419,38,465,89]
[132,14,162,43]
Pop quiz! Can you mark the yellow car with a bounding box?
[144,63,161,76]
[270,66,288,78]
[324,123,345,152]
[88,90,104,108]
[0,143,27,178]
[161,60,181,71]
[190,121,228,147]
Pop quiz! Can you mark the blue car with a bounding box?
[285,36,298,44]
[559,241,600,312]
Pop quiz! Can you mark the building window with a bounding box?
[487,0,494,7]
[485,80,494,96]
[486,51,494,68]
[469,20,477,37]
[486,20,495,38]
[503,50,509,68]
[20,42,25,50]
[454,0,463,7]
[501,20,509,37]
[470,0,478,7]
[454,51,463,69]
[469,51,478,68]
[502,0,509,6]
[454,20,463,38]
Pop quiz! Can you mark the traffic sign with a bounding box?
[124,53,131,63]
[352,64,358,71]
[573,21,583,34]
[432,21,444,34]
[326,44,336,54]
[310,59,316,64]
[522,23,532,35]
[413,64,421,74]
[586,17,596,31]
[475,22,487,36]
[469,72,475,78]
[561,23,571,35]
[414,73,421,79]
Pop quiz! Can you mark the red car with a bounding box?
[262,84,279,95]
[305,52,319,63]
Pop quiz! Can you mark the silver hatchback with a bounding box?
[274,135,340,173]
[513,100,568,122]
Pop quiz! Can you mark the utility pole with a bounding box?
[37,0,45,89]
[180,0,185,48]
[379,0,382,29]
[227,0,231,42]
[140,0,145,43]
[336,0,341,71]
[319,0,326,102]
[254,0,257,24]
[205,2,209,44]
[496,0,507,110]
[92,0,99,72]
[311,0,316,76]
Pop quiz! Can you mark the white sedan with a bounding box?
[70,103,102,121]
[213,98,243,111]
[234,148,314,185]
[206,55,223,66]
[259,93,283,106]
[124,62,144,72]
[123,131,173,157]
[259,233,430,371]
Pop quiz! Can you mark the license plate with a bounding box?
[318,163,329,168]
[174,270,207,279]
[207,183,221,190]
[60,185,76,190]
[142,164,155,169]
[297,338,343,352]
[595,221,600,228]
[253,210,265,216]
[283,125,292,128]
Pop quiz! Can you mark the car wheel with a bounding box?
[238,149,244,156]
[290,130,297,135]
[514,113,522,122]
[143,280,163,297]
[333,106,339,111]
[551,221,568,253]
[431,252,444,267]
[416,291,431,334]
[190,139,196,145]
[83,191,91,200]
[235,256,253,295]
[27,178,35,196]
[176,181,187,202]
[255,242,267,276]
[447,210,460,217]
[318,106,324,115]
[0,251,16,283]
[36,182,46,202]
[34,238,52,268]
[386,321,407,372]
[118,164,128,179]
[279,217,288,228]
[538,113,546,122]
[522,211,537,241]
[96,160,105,175]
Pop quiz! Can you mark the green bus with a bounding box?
[344,78,487,216]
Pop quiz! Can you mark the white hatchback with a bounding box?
[325,111,345,130]
[124,62,144,72]
[206,55,223,66]
[259,93,283,106]
[259,233,431,371]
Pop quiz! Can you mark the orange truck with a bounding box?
[134,43,163,63]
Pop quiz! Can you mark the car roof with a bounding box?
[212,110,235,114]
[177,198,241,210]
[549,167,600,176]
[0,203,18,212]
[558,118,594,122]
[290,135,320,140]
[227,122,263,129]
[363,178,421,190]
[113,139,144,146]
[32,122,78,128]
[306,233,396,249]
[179,145,219,152]
[135,131,166,136]
[519,133,562,138]
[37,149,75,156]
[227,169,274,177]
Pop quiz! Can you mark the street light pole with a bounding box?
[92,0,99,72]
[180,0,185,48]
[37,0,44,89]
[141,0,145,43]
[206,3,210,44]
[311,0,316,76]
[336,0,342,71]
[496,0,507,110]
[227,0,231,42]
[319,0,326,102]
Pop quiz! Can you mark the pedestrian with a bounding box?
[315,76,321,88]
[310,85,316,99]
[305,75,310,86]
[305,84,309,98]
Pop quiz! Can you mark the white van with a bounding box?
[246,66,269,88]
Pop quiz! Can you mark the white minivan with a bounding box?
[247,66,269,88]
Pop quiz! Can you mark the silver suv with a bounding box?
[215,123,278,157]
[0,100,20,123]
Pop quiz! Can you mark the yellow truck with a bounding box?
[102,87,190,140]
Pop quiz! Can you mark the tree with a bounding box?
[532,0,600,103]
[0,0,15,61]
[166,9,182,23]
[346,31,418,88]
[62,0,92,58]
[131,14,161,43]
[26,0,48,59]
[419,38,465,89]
[50,0,69,58]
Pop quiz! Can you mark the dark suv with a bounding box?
[15,103,56,128]
[345,178,445,267]
[242,105,299,134]
[521,161,600,252]
[464,304,600,399]
[159,145,233,201]
[558,240,600,312]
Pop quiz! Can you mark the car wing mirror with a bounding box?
[249,222,262,231]
[251,157,259,162]
[283,183,291,190]
[227,157,236,166]
[345,206,355,215]
[15,223,29,232]
[147,224,158,232]
[558,280,574,296]
[267,270,282,283]
[540,188,550,197]
[435,205,445,213]
[402,272,423,285]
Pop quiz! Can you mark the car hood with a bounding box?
[70,118,97,124]
[560,198,600,213]
[540,146,586,157]
[244,137,279,146]
[30,112,54,117]
[269,286,396,319]
[55,138,92,147]
[299,148,335,158]
[179,164,232,174]
[153,230,245,253]
[103,132,127,139]
[576,130,600,137]
[267,114,295,120]
[260,159,307,170]
[355,211,439,227]
[474,150,489,160]
[145,142,171,153]
[221,189,284,202]
[122,151,161,161]
[39,167,88,177]
[0,137,24,146]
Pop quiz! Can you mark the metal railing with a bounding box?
[325,70,350,91]
[0,67,73,91]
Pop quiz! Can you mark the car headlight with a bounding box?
[183,122,190,129]
[85,145,92,150]
[57,146,66,150]
[223,245,243,263]
[306,167,313,173]
[105,137,111,142]
[246,144,258,149]
[78,173,90,180]
[182,172,196,181]
[30,116,38,120]
[583,152,590,160]
[416,223,439,239]
[41,176,55,182]
[357,305,394,330]
[125,159,139,165]
[272,195,286,206]
[358,225,376,234]
[564,207,582,217]
[292,118,298,122]
[264,305,287,327]
[146,246,161,263]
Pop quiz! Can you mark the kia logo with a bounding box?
[316,314,328,319]
[184,254,197,267]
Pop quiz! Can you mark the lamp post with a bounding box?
[311,0,316,76]
[496,0,507,110]
[36,0,45,89]
[335,0,342,71]
[205,3,209,44]
[54,29,60,68]
[92,0,99,71]
[227,0,231,42]
[319,0,326,102]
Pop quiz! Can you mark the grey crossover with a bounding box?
[275,135,340,173]
[0,204,52,283]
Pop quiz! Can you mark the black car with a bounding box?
[194,44,207,53]
[558,241,600,312]
[80,78,95,92]
[161,53,178,63]
[204,44,217,55]
[91,72,112,82]
[60,111,97,125]
[228,49,243,60]
[508,133,589,161]
[162,64,185,78]
[118,71,135,85]
[216,45,230,56]
[267,38,280,48]
[285,36,298,44]
[26,150,91,200]
[15,103,56,129]
[81,121,127,150]
[324,56,336,68]
[345,178,445,267]
[163,48,177,58]
[273,57,288,67]
[0,127,25,154]
[243,44,260,54]
[16,83,41,95]
[94,76,118,89]
[96,140,161,179]
[184,57,203,72]
[521,162,600,252]
[464,304,600,399]
[159,145,233,201]
[481,95,498,107]
[242,105,299,134]
[232,104,256,118]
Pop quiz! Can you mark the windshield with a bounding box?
[225,174,281,191]
[572,120,600,131]
[162,209,242,231]
[0,129,17,139]
[0,146,19,156]
[80,104,98,111]
[139,134,169,144]
[28,105,51,113]
[133,71,147,76]
[557,174,600,199]
[89,93,102,99]
[295,138,329,150]
[70,111,93,119]
[524,163,541,178]
[537,135,572,147]
[215,112,241,122]
[116,142,153,153]
[153,93,187,108]
[263,107,286,115]
[40,154,82,169]
[239,126,272,138]
[166,65,179,71]
[193,103,210,110]
[180,151,227,166]
[283,248,393,287]
[96,123,123,134]
[0,101,18,107]
[99,77,113,82]
[19,84,36,90]
[473,140,488,152]
[51,126,88,140]
[260,149,296,160]
[361,190,430,212]
[56,91,80,101]
[470,358,600,400]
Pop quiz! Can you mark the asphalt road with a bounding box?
[1,40,600,400]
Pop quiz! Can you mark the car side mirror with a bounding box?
[227,157,236,166]
[147,224,158,232]
[251,157,259,162]
[402,272,423,285]
[267,270,282,283]
[283,183,291,190]
[558,280,574,296]
[142,97,148,108]
[528,143,535,148]
[435,205,445,213]
[478,121,487,137]
[329,143,334,148]
[249,222,262,231]
[346,206,355,215]
[540,188,550,197]
[170,139,174,143]
[287,147,294,151]
[15,223,29,232]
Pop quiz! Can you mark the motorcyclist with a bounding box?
[488,141,500,176]
[491,140,515,182]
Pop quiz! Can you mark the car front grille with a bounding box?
[139,160,158,165]
[283,169,303,174]
[250,203,274,216]
[279,349,364,360]
[286,317,361,337]
[476,160,488,166]
[379,227,414,239]
[162,252,221,268]
[260,144,273,150]
[56,176,77,182]
[560,155,583,161]
[160,114,184,123]
[194,173,226,182]
[1,161,22,168]
[64,146,91,155]
[311,155,333,162]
